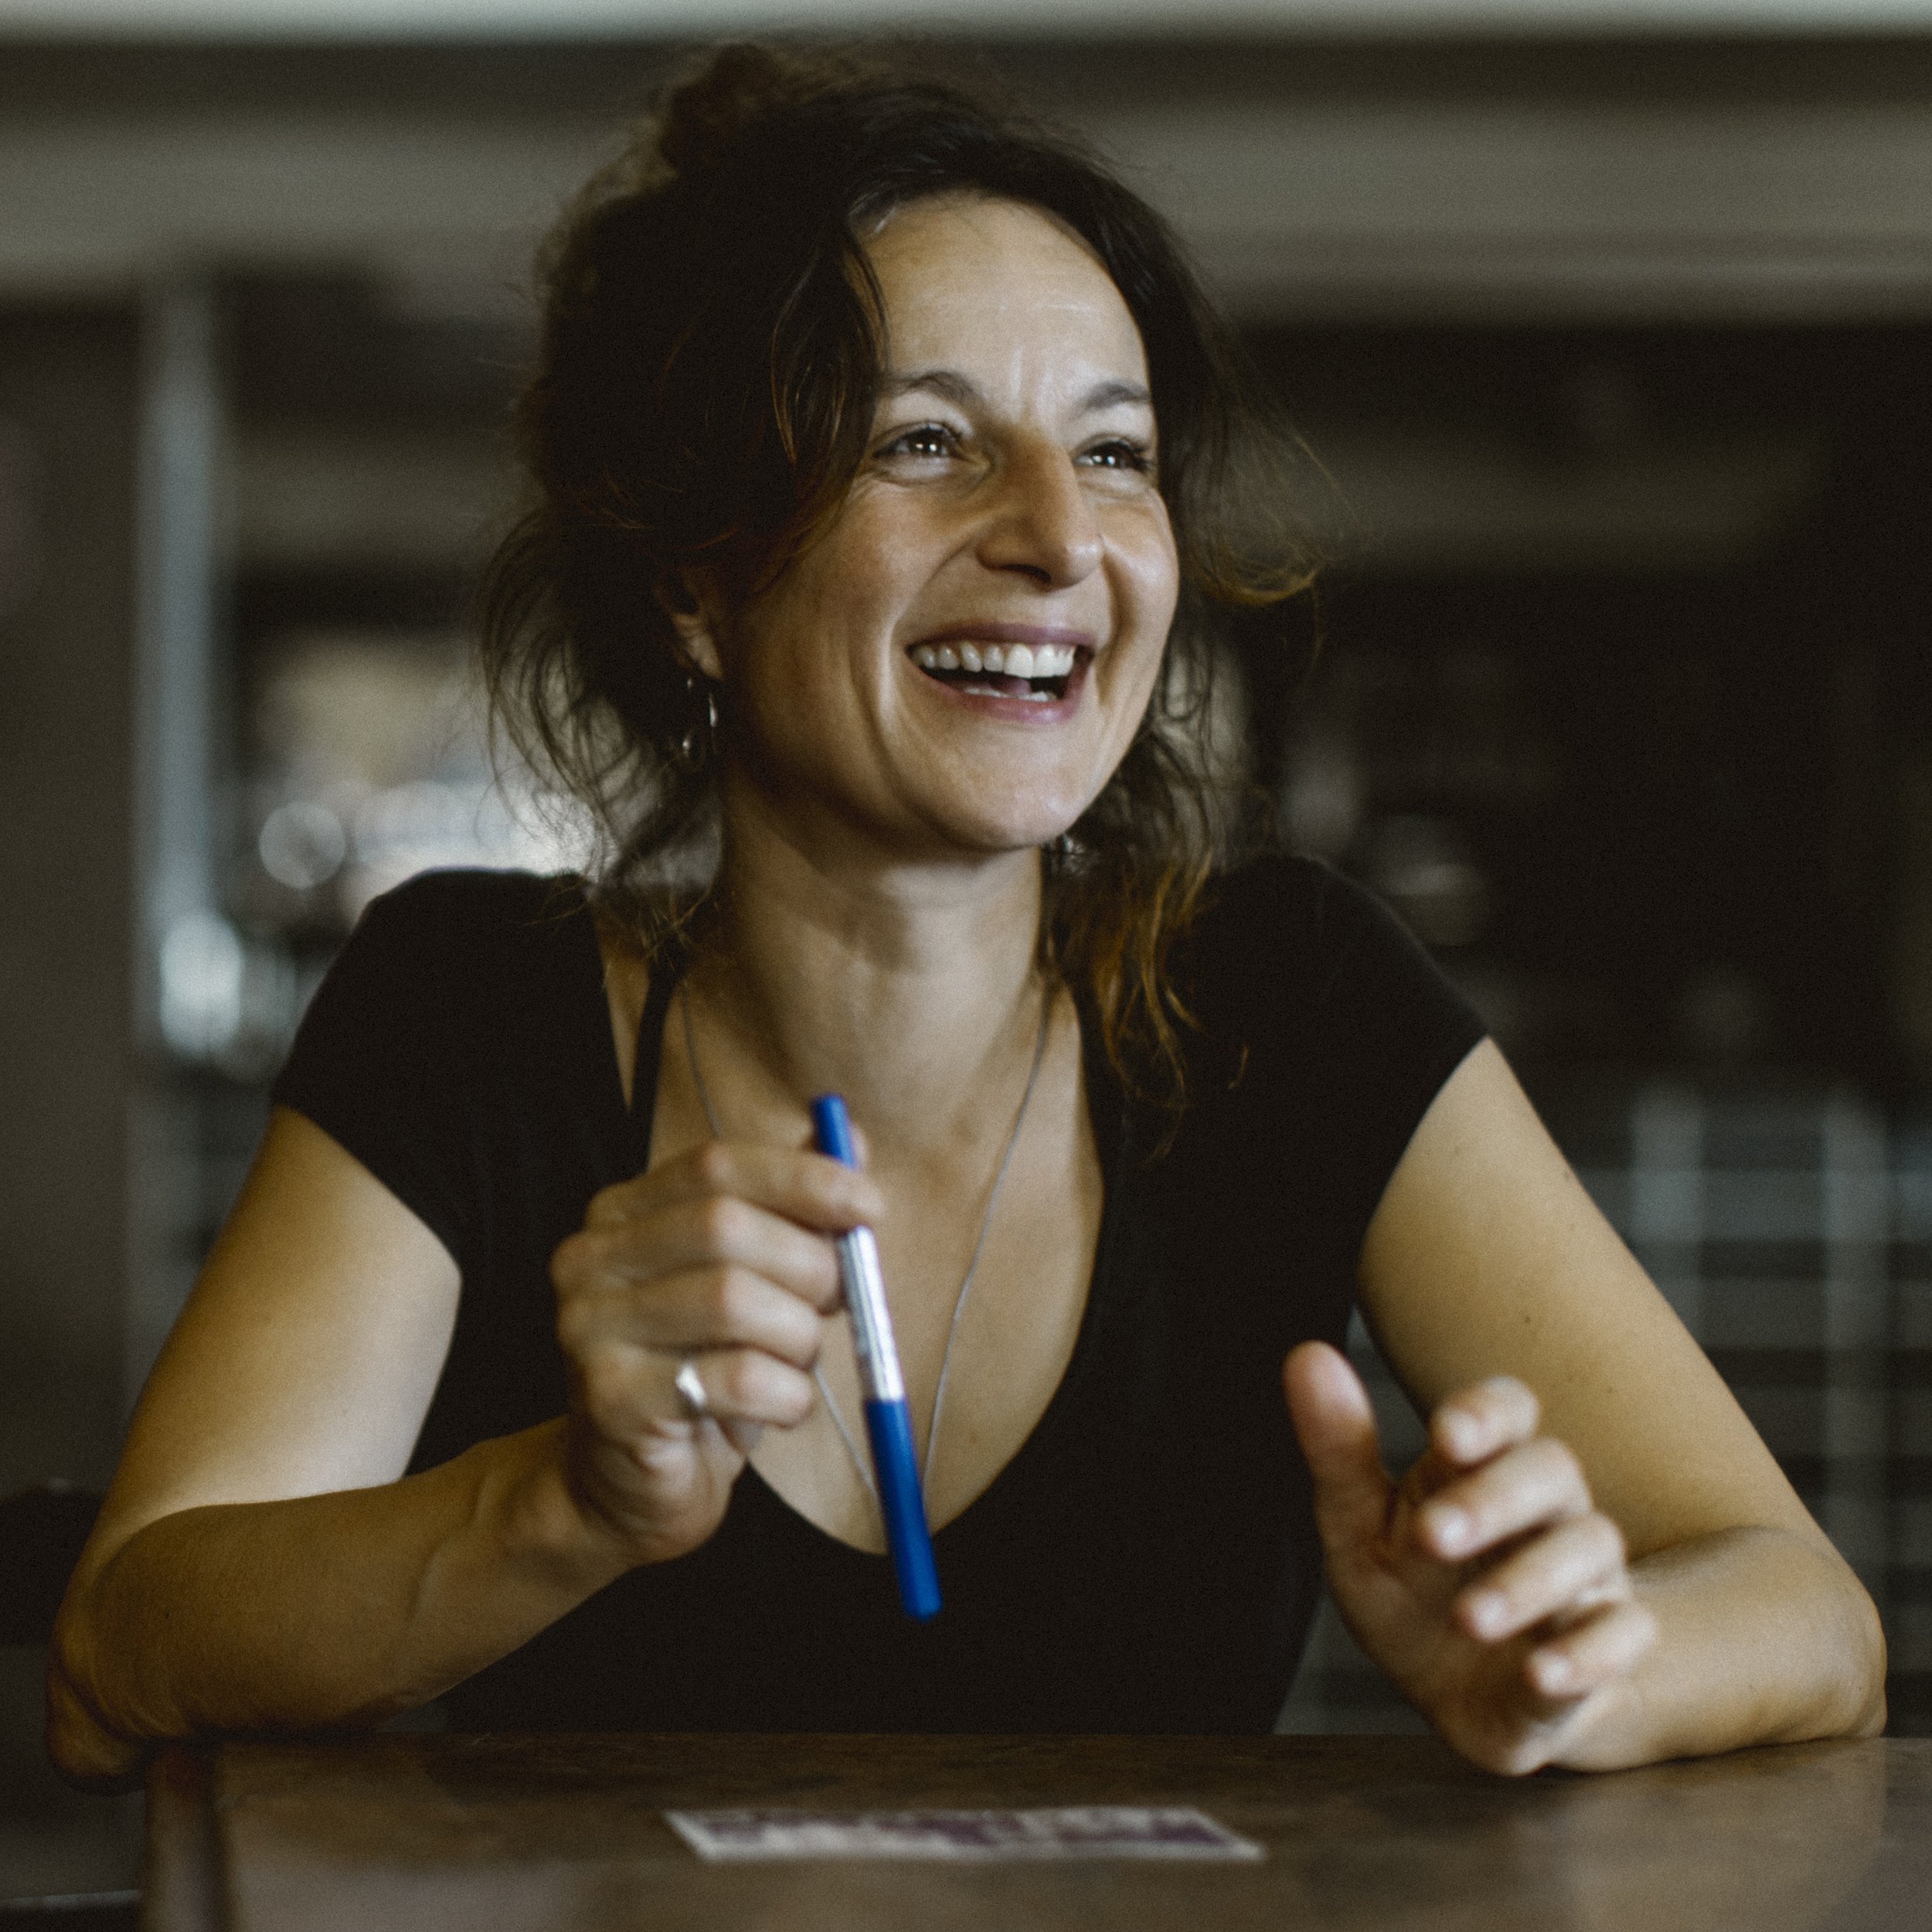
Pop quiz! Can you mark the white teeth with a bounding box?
[913,640,1080,683]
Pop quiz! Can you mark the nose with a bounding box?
[975,443,1104,589]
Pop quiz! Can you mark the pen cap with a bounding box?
[810,1094,859,1169]
[866,1399,943,1621]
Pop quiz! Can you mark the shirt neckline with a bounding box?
[577,896,1133,1560]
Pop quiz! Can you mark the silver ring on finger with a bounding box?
[673,1356,710,1422]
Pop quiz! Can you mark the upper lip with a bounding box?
[908,621,1097,653]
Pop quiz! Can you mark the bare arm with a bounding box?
[47,1111,629,1785]
[1288,1039,1884,1773]
[49,1107,872,1787]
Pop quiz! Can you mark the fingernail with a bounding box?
[1428,1505,1471,1556]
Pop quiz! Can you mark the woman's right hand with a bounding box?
[548,1141,882,1566]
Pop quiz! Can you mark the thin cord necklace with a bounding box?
[679,970,1050,1503]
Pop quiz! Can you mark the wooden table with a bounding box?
[144,1731,1931,1931]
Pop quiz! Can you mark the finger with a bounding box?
[1416,1435,1590,1563]
[564,1193,847,1320]
[1430,1376,1540,1468]
[1456,1512,1629,1643]
[637,1193,846,1311]
[1284,1341,1393,1553]
[590,1343,817,1437]
[1393,1379,1540,1518]
[587,1140,884,1235]
[680,1347,816,1431]
[1525,1597,1658,1701]
[561,1263,828,1366]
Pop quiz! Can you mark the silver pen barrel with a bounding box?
[835,1226,906,1403]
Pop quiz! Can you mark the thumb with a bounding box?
[1284,1340,1392,1553]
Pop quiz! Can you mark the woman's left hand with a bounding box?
[1284,1339,1658,1775]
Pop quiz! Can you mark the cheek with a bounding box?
[1109,513,1182,688]
[717,567,902,784]
[737,513,920,679]
[1117,495,1181,628]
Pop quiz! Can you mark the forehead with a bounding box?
[862,194,1149,383]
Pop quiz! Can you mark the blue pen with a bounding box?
[810,1094,943,1621]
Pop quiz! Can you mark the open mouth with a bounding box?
[908,640,1083,704]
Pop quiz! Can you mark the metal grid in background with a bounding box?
[1278,1078,1932,1738]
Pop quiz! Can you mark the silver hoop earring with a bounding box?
[678,675,720,767]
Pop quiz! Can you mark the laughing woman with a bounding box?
[52,46,1881,1784]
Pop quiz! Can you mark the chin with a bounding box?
[925,796,1092,860]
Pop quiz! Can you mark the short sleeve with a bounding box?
[1300,861,1488,1220]
[1185,855,1489,1249]
[270,872,505,1267]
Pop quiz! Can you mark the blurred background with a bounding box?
[3,0,1932,1903]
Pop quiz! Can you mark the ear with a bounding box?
[655,573,727,685]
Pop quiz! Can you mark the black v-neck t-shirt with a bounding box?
[271,854,1483,1733]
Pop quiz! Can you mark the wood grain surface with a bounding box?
[145,1731,1932,1932]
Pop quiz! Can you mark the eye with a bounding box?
[1080,437,1155,475]
[876,421,962,461]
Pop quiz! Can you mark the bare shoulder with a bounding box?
[1357,1039,1827,1559]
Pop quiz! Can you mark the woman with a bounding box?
[51,47,1882,1785]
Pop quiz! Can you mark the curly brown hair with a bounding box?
[478,43,1319,1112]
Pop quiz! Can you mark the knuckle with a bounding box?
[575,1348,636,1420]
[691,1140,735,1193]
[709,1348,753,1404]
[694,1193,750,1254]
[707,1266,760,1335]
[713,1349,768,1412]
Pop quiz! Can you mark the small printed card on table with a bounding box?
[664,1805,1264,1862]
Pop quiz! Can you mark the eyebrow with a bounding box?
[881,369,1152,414]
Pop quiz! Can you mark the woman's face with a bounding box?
[689,192,1181,866]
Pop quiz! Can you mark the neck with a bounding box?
[685,774,1048,1159]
